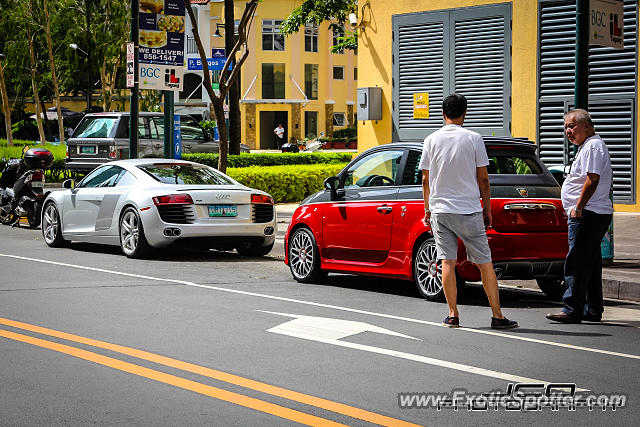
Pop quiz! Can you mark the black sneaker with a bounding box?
[491,317,518,329]
[583,314,602,322]
[442,316,460,328]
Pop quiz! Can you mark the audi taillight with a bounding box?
[251,194,274,205]
[152,194,193,205]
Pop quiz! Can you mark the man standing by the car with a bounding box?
[419,94,518,329]
[547,109,613,324]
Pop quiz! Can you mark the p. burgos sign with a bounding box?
[138,0,185,90]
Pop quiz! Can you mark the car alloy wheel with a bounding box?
[414,238,445,301]
[42,203,67,247]
[119,207,150,258]
[288,227,322,283]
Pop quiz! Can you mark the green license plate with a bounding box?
[79,145,96,154]
[208,205,238,217]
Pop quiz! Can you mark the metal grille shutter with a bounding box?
[397,21,446,135]
[537,0,637,203]
[393,4,511,141]
[454,15,508,130]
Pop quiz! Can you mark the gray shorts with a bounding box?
[430,212,492,264]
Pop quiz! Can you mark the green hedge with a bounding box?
[228,163,346,203]
[182,152,353,168]
[0,140,72,181]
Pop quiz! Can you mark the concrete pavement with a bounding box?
[276,204,640,302]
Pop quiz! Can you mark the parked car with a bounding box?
[41,159,276,258]
[65,112,250,172]
[284,137,569,301]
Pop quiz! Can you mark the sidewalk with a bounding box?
[275,205,640,302]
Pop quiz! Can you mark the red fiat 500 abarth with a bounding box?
[284,137,569,301]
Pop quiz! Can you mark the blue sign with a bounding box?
[212,48,225,58]
[173,115,181,159]
[186,57,227,71]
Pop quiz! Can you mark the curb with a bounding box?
[603,278,640,302]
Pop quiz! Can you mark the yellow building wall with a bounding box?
[359,0,640,211]
[211,0,357,148]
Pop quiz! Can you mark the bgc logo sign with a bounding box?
[139,65,183,91]
[589,0,624,50]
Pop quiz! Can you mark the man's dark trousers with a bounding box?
[562,210,613,319]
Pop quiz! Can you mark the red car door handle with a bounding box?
[377,206,392,214]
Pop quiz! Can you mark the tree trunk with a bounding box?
[0,58,13,146]
[225,0,241,155]
[27,25,46,146]
[213,102,228,173]
[43,0,65,144]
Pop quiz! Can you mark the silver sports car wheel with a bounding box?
[119,207,150,258]
[414,238,444,301]
[42,203,67,247]
[288,228,322,283]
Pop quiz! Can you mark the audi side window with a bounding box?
[78,166,122,188]
[115,170,137,187]
[343,150,404,188]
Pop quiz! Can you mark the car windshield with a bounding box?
[138,163,234,185]
[487,155,543,175]
[73,117,118,138]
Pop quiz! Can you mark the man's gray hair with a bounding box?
[564,109,594,127]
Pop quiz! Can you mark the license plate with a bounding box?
[31,181,44,188]
[208,205,237,217]
[79,145,96,154]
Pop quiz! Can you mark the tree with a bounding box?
[280,0,357,53]
[185,0,259,173]
[27,0,46,145]
[225,0,242,156]
[43,0,65,144]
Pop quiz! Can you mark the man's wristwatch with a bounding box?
[424,208,431,213]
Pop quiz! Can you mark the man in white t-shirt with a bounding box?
[419,94,517,329]
[274,124,285,149]
[547,109,613,324]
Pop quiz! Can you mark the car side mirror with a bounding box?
[62,179,76,189]
[324,176,340,200]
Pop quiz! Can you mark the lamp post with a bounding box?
[70,43,91,111]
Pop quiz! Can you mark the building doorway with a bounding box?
[260,110,288,149]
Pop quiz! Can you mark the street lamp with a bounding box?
[214,23,225,37]
[70,43,92,111]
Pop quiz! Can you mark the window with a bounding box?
[180,117,206,141]
[304,23,318,52]
[305,111,318,138]
[262,20,285,51]
[115,170,137,187]
[74,117,118,139]
[487,156,543,175]
[78,166,123,188]
[332,25,345,54]
[262,63,285,99]
[393,4,511,141]
[139,164,234,185]
[333,113,347,127]
[354,68,357,81]
[304,64,318,100]
[333,66,344,80]
[343,150,404,188]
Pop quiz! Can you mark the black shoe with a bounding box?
[583,314,602,322]
[546,312,581,324]
[491,317,518,329]
[442,316,460,328]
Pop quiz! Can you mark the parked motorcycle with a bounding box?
[281,132,325,153]
[0,147,54,228]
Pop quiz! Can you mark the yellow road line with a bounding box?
[0,328,345,427]
[0,318,422,427]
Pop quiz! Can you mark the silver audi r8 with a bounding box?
[41,159,276,258]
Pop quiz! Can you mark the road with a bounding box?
[1,221,639,426]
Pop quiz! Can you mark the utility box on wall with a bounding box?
[357,87,382,121]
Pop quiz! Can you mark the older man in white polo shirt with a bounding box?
[547,109,613,324]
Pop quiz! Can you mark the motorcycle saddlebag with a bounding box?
[24,148,54,169]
